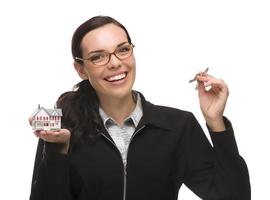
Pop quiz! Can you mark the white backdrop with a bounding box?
[0,0,269,199]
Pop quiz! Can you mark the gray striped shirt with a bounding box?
[99,93,143,166]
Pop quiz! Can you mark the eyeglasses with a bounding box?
[75,43,134,66]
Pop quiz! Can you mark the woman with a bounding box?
[30,16,250,200]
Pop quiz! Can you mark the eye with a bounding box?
[117,45,131,54]
[89,53,107,62]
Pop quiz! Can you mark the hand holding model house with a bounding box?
[30,104,62,131]
[29,105,70,154]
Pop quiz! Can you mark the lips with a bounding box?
[104,72,127,82]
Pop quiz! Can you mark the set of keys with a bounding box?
[189,67,209,83]
[189,67,209,90]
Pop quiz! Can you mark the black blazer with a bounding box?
[30,93,250,200]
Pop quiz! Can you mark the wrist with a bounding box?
[46,140,70,155]
[58,140,70,154]
[206,117,226,132]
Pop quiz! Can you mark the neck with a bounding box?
[98,92,136,126]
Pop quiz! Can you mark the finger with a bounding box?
[39,131,69,143]
[37,131,58,142]
[39,129,68,137]
[197,77,229,98]
[28,117,33,125]
[205,82,228,98]
[204,79,227,91]
[197,81,207,94]
[196,73,215,81]
[196,74,214,92]
[197,73,219,82]
[34,128,70,142]
[34,130,40,137]
[38,130,48,135]
[34,130,47,137]
[189,68,209,83]
[197,75,226,88]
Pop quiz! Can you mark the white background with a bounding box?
[0,0,269,199]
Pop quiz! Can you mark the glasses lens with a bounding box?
[89,52,109,65]
[88,44,133,66]
[115,44,132,59]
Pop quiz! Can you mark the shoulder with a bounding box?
[139,91,194,119]
[139,92,195,129]
[150,103,194,122]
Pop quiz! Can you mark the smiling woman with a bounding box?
[73,21,137,125]
[29,16,250,200]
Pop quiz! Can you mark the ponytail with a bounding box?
[56,80,101,146]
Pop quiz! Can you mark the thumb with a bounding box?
[28,117,33,126]
[197,81,206,96]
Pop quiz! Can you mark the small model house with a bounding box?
[31,105,62,131]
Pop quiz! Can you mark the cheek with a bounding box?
[126,56,136,70]
[84,67,104,84]
[130,59,136,77]
[131,55,136,65]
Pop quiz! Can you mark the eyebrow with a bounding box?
[87,41,129,55]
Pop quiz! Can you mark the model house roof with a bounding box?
[31,105,62,117]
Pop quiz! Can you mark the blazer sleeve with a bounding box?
[29,139,81,200]
[181,113,250,200]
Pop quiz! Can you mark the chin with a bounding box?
[107,87,133,99]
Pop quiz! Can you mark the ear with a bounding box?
[73,62,88,80]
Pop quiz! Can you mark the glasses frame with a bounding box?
[75,43,135,66]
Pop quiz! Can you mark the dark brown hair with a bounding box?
[71,15,132,65]
[57,16,132,145]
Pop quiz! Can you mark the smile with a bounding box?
[105,72,127,82]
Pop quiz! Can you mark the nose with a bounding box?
[107,54,122,70]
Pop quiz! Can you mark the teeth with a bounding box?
[107,73,126,81]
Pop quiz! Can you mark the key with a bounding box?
[189,67,209,83]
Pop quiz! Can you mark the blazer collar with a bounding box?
[136,91,172,131]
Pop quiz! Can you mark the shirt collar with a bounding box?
[99,92,143,128]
